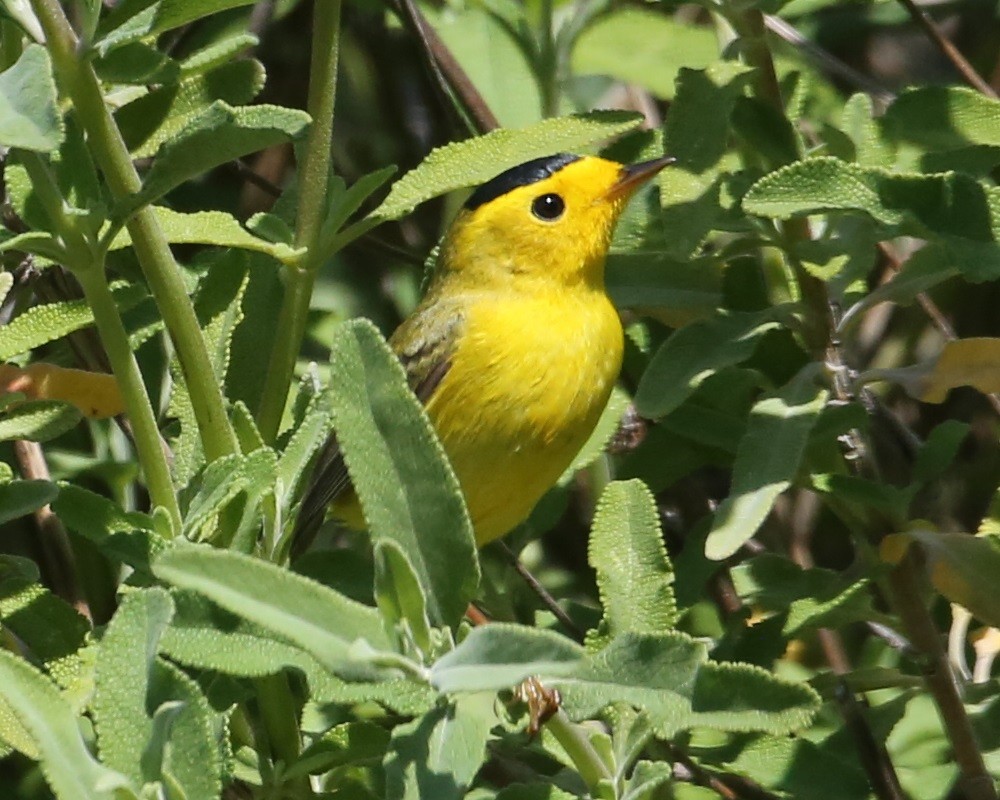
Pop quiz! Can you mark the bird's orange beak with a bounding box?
[605,156,675,201]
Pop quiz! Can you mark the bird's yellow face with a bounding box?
[439,154,672,290]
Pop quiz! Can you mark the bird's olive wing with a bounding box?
[290,308,461,558]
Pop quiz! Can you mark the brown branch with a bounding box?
[889,551,997,800]
[835,681,908,800]
[499,542,584,640]
[11,440,90,621]
[894,0,998,98]
[763,15,895,104]
[878,242,1000,418]
[394,0,500,135]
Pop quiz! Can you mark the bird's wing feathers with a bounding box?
[290,307,462,557]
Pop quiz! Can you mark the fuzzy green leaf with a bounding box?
[743,158,1000,279]
[374,541,433,658]
[883,87,1000,150]
[0,400,82,442]
[430,624,583,693]
[588,480,677,651]
[555,632,820,737]
[109,207,299,264]
[93,588,174,786]
[117,58,265,158]
[0,284,146,361]
[116,101,309,220]
[634,309,781,419]
[371,111,644,222]
[0,44,63,151]
[384,694,498,800]
[181,448,276,539]
[706,372,828,560]
[571,10,719,100]
[52,484,166,574]
[0,479,57,524]
[0,651,131,799]
[153,545,393,676]
[97,0,258,52]
[287,721,390,779]
[326,318,478,629]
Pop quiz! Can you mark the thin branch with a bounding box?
[499,542,584,640]
[893,0,998,98]
[394,0,500,135]
[763,14,895,103]
[835,681,907,800]
[11,441,89,621]
[879,242,1000,418]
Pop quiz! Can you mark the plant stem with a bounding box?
[545,709,612,792]
[257,0,342,443]
[888,553,997,800]
[254,673,312,796]
[29,0,238,462]
[74,268,182,532]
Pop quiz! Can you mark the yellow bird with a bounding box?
[294,153,672,553]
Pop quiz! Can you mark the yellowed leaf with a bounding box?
[920,338,1000,403]
[0,363,124,418]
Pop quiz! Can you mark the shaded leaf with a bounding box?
[0,400,82,442]
[706,371,828,560]
[0,44,63,151]
[153,545,393,676]
[0,479,57,525]
[0,650,131,800]
[327,319,478,629]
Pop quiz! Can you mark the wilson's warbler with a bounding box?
[294,153,673,552]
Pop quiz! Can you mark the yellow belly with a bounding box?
[427,292,623,545]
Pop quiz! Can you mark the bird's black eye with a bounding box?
[531,193,565,221]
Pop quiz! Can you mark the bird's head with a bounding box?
[440,153,673,289]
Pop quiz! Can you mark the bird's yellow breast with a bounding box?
[427,289,623,545]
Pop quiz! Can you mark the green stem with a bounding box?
[257,0,342,443]
[254,673,312,797]
[545,709,612,792]
[29,0,238,462]
[75,268,182,532]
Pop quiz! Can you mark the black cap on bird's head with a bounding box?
[464,153,581,211]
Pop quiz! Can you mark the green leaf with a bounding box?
[0,650,132,799]
[743,158,1000,279]
[706,370,828,560]
[384,694,497,800]
[116,101,310,220]
[914,420,969,484]
[0,44,63,151]
[0,283,146,360]
[52,484,166,574]
[658,62,755,259]
[883,86,1000,150]
[634,309,781,419]
[287,721,390,779]
[97,0,258,52]
[558,386,631,484]
[571,10,719,100]
[153,544,393,676]
[0,479,56,524]
[181,448,276,539]
[374,541,433,658]
[0,557,90,697]
[326,318,478,629]
[93,588,174,786]
[883,531,1000,628]
[430,624,583,693]
[109,207,299,264]
[555,632,820,737]
[371,111,644,222]
[587,480,677,651]
[425,5,542,127]
[0,400,82,442]
[117,57,265,158]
